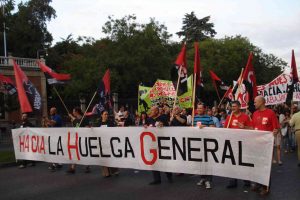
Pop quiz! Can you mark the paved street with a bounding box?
[0,152,299,200]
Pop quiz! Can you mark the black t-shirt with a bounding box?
[170,115,187,126]
[146,114,169,127]
[99,120,115,127]
[20,121,34,128]
[72,117,90,127]
[124,117,133,127]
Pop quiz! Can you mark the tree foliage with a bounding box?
[0,0,56,57]
[176,12,217,42]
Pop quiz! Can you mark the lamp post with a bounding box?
[1,1,7,57]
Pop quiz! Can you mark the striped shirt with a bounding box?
[193,115,215,127]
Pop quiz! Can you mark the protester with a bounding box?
[123,110,134,127]
[251,96,280,196]
[66,107,91,174]
[273,108,283,165]
[212,106,221,121]
[170,106,187,126]
[18,113,35,169]
[207,108,221,128]
[193,103,215,189]
[289,105,300,167]
[137,111,148,126]
[224,101,252,188]
[146,106,173,185]
[99,110,119,177]
[44,107,63,171]
[280,110,291,154]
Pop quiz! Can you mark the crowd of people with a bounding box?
[16,96,300,197]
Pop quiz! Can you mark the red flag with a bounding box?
[102,69,110,95]
[291,49,299,82]
[209,70,221,82]
[13,61,33,113]
[37,61,71,84]
[242,52,257,98]
[223,86,234,101]
[0,73,17,95]
[87,69,111,116]
[171,43,188,95]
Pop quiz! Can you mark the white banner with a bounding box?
[12,127,274,186]
[257,73,300,104]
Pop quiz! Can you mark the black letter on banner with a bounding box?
[79,137,88,157]
[125,137,135,158]
[48,136,56,155]
[172,137,186,161]
[110,137,122,157]
[57,136,64,155]
[221,140,236,165]
[89,137,99,157]
[98,137,111,158]
[238,141,254,167]
[158,137,171,160]
[187,138,202,162]
[204,138,219,163]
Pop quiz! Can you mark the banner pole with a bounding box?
[79,91,98,127]
[173,66,182,108]
[53,86,69,114]
[191,73,197,126]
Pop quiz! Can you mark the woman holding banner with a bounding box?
[99,110,120,177]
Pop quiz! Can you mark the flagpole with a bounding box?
[79,91,98,127]
[191,73,197,126]
[213,81,221,101]
[173,66,182,108]
[218,85,232,108]
[53,86,70,114]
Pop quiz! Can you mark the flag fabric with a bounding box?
[223,86,234,102]
[86,69,111,116]
[241,52,257,112]
[286,50,299,105]
[209,70,229,99]
[37,61,71,85]
[193,42,205,102]
[0,73,17,95]
[171,43,188,96]
[13,60,42,113]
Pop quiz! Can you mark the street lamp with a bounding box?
[1,1,7,57]
[37,49,48,59]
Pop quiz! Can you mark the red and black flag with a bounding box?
[13,60,42,113]
[0,73,17,95]
[171,43,188,96]
[193,42,205,102]
[286,49,299,105]
[37,61,71,85]
[86,69,112,116]
[209,70,229,99]
[241,52,257,112]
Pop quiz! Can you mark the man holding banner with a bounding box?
[252,96,280,196]
[224,101,252,188]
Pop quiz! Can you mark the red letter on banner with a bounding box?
[67,132,80,160]
[140,132,157,165]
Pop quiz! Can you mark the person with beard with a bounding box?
[146,106,173,185]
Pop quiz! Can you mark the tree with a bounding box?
[176,11,216,43]
[0,0,56,57]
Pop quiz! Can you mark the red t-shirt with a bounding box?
[252,108,280,131]
[224,112,253,129]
